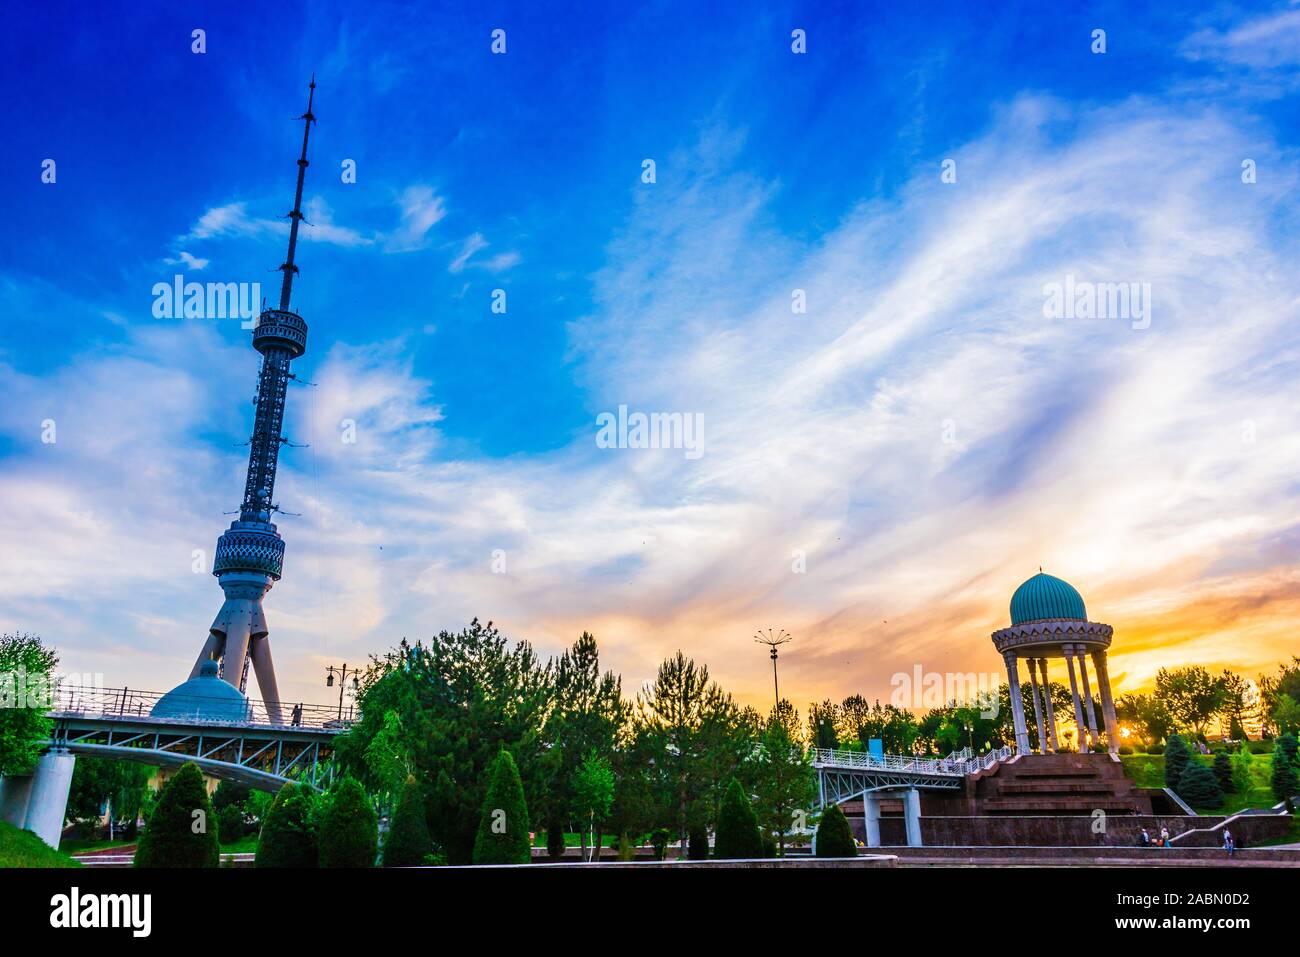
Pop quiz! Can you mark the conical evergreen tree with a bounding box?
[815,803,857,857]
[713,778,763,860]
[318,777,378,868]
[1164,734,1191,791]
[473,750,531,864]
[255,782,318,868]
[134,762,220,868]
[1272,743,1298,807]
[383,775,432,867]
[1212,751,1233,794]
[1178,761,1224,808]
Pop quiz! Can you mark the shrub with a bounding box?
[649,828,671,861]
[1272,744,1298,807]
[759,829,778,859]
[1147,743,1165,755]
[134,763,219,868]
[218,803,250,843]
[1118,745,1134,756]
[687,826,709,860]
[1230,747,1253,795]
[318,778,378,868]
[472,750,531,865]
[256,782,318,868]
[1178,761,1224,808]
[815,804,857,857]
[383,775,432,867]
[713,778,764,860]
[1163,735,1190,790]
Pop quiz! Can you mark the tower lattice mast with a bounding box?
[189,77,317,718]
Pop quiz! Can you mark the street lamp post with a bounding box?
[753,629,793,710]
[325,663,361,720]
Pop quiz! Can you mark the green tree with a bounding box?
[1230,746,1253,795]
[1212,751,1233,794]
[473,750,531,865]
[318,778,378,868]
[1164,734,1191,791]
[808,699,839,750]
[713,778,763,860]
[66,757,153,839]
[635,652,750,853]
[0,634,58,777]
[1156,667,1227,737]
[1272,743,1298,808]
[255,782,318,868]
[1276,731,1299,766]
[752,702,816,855]
[1178,762,1223,808]
[134,763,219,868]
[687,826,709,860]
[814,803,857,857]
[572,751,614,862]
[1117,692,1176,746]
[1257,657,1300,737]
[335,620,552,865]
[383,774,432,867]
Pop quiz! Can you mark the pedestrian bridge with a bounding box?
[46,684,350,790]
[811,746,1017,848]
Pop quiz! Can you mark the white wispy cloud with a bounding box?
[4,11,1299,709]
[448,232,520,273]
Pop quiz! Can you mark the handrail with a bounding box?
[812,745,1015,777]
[48,683,352,731]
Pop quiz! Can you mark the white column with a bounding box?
[1077,648,1099,750]
[1064,645,1086,752]
[863,792,881,848]
[1093,651,1120,753]
[1039,658,1059,751]
[1027,658,1048,753]
[23,749,75,849]
[903,789,923,847]
[1003,652,1030,753]
[0,774,34,829]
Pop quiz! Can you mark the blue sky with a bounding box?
[2,2,1299,709]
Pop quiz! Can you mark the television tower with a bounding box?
[188,77,317,718]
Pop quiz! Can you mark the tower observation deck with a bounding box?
[189,78,318,718]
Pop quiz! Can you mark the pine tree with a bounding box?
[815,803,857,857]
[1212,751,1233,793]
[473,750,531,864]
[1278,732,1299,767]
[1178,761,1224,808]
[255,782,318,868]
[1272,743,1298,807]
[713,778,763,860]
[382,775,431,867]
[1230,746,1253,795]
[318,777,378,868]
[134,762,220,868]
[1164,734,1191,791]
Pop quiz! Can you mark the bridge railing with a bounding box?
[50,684,353,731]
[811,745,1015,777]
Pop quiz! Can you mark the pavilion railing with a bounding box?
[48,683,353,731]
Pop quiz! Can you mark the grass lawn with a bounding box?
[1121,752,1281,814]
[0,821,81,868]
[60,836,138,854]
[219,835,259,854]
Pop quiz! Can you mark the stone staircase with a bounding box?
[962,753,1152,816]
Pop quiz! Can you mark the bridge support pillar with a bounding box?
[862,793,881,848]
[0,773,34,829]
[23,748,75,849]
[903,788,923,847]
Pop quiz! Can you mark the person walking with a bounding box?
[1223,830,1235,857]
[1159,826,1170,847]
[1137,827,1151,847]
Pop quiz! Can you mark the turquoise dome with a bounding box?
[151,660,252,723]
[1010,573,1086,625]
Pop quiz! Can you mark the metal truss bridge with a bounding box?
[45,685,351,791]
[812,746,1016,807]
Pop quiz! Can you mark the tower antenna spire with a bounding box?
[278,73,316,311]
